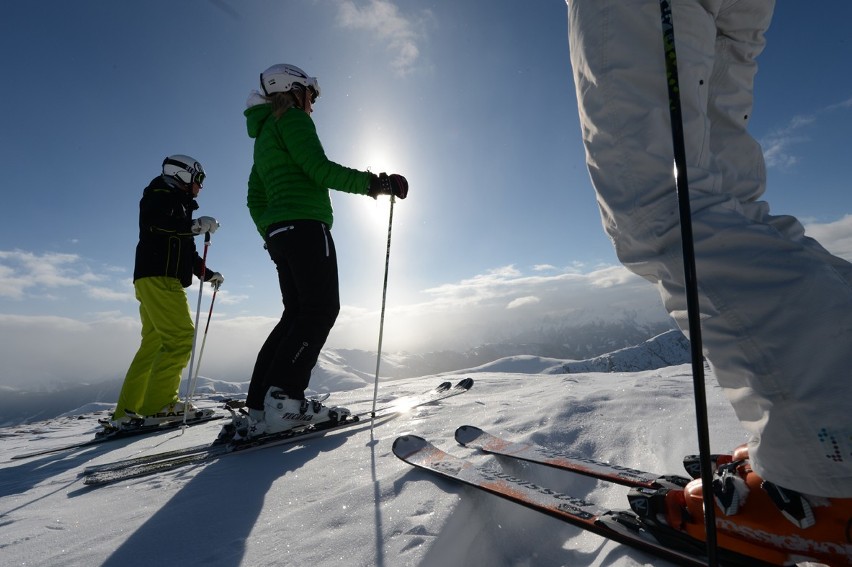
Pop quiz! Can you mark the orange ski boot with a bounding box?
[676,459,852,565]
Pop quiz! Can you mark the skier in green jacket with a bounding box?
[235,63,408,439]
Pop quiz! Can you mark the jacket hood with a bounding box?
[245,91,272,139]
[246,89,266,109]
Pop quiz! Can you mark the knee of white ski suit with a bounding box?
[568,0,852,497]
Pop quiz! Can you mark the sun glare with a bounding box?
[357,195,393,229]
[354,143,400,230]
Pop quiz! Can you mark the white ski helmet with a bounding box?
[260,63,320,102]
[162,154,206,187]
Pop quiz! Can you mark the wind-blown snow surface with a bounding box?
[0,341,818,566]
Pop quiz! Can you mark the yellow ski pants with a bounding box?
[114,277,194,419]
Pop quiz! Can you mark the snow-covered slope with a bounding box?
[0,337,822,567]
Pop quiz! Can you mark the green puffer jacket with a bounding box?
[245,103,372,237]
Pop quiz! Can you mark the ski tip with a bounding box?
[436,381,452,392]
[392,435,429,459]
[454,425,484,446]
[454,377,474,390]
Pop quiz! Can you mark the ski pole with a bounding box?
[370,195,395,425]
[658,2,718,564]
[183,232,210,427]
[185,281,218,416]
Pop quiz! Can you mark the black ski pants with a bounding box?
[246,220,340,410]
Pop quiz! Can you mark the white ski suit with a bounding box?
[567,0,852,497]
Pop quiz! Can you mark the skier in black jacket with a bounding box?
[111,154,224,426]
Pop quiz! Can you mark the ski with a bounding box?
[81,379,473,486]
[82,414,371,486]
[82,379,465,476]
[10,412,223,460]
[393,435,782,567]
[457,427,852,566]
[455,425,690,489]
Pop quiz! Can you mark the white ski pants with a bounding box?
[568,0,852,497]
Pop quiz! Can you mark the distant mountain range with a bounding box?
[456,329,690,375]
[0,322,686,428]
[337,319,678,379]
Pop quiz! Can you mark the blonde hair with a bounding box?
[265,91,298,119]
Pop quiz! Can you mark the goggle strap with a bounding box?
[164,158,204,186]
[260,72,268,96]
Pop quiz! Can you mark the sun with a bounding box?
[358,194,394,227]
[351,143,401,229]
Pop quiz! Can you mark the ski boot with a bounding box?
[682,443,750,479]
[96,414,133,436]
[221,407,267,442]
[263,387,350,434]
[128,401,214,426]
[628,454,852,565]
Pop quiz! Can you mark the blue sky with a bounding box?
[1,1,851,389]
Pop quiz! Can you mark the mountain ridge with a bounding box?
[0,327,688,427]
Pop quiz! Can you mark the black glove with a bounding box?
[368,173,408,199]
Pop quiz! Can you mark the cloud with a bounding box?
[207,0,242,21]
[762,116,812,168]
[586,265,641,288]
[0,250,88,299]
[0,248,245,307]
[336,0,427,75]
[0,262,671,388]
[0,249,129,302]
[825,96,852,112]
[762,97,851,169]
[87,285,135,302]
[0,313,139,388]
[0,265,26,300]
[329,264,671,352]
[804,214,852,262]
[330,212,852,351]
[506,296,540,309]
[6,213,852,389]
[0,312,274,389]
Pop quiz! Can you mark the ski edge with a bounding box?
[10,413,224,460]
[454,425,689,490]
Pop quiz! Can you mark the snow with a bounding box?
[0,334,823,566]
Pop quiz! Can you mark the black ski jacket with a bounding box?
[133,175,215,288]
